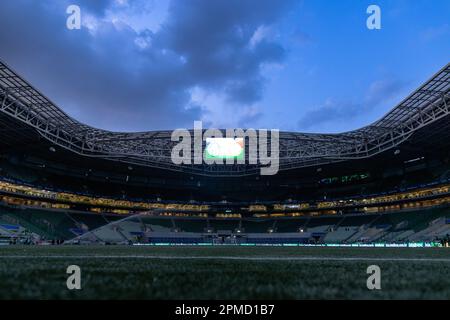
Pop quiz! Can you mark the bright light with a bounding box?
[205,138,244,160]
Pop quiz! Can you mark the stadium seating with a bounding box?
[350,227,386,243]
[307,225,332,233]
[1,200,449,245]
[323,227,359,243]
[274,218,306,233]
[89,224,128,243]
[139,217,174,231]
[68,212,114,231]
[240,219,274,233]
[407,218,450,242]
[208,219,239,232]
[173,219,207,233]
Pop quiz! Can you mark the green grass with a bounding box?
[0,245,450,299]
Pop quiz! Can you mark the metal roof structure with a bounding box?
[0,59,449,176]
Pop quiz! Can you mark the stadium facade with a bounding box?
[0,59,449,246]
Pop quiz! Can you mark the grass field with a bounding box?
[0,245,450,299]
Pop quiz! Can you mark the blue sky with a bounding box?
[0,0,448,133]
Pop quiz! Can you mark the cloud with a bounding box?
[237,106,264,128]
[297,78,407,131]
[74,0,116,15]
[189,86,264,129]
[0,0,296,131]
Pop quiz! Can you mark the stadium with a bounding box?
[3,1,450,308]
[1,59,450,300]
[0,60,449,247]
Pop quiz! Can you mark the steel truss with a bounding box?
[0,60,449,176]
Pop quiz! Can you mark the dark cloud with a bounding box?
[225,77,264,105]
[237,106,264,128]
[74,0,115,15]
[0,0,296,131]
[297,78,407,130]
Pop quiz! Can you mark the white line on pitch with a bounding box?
[1,255,450,262]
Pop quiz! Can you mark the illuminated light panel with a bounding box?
[205,138,244,160]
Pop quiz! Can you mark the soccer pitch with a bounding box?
[0,246,450,299]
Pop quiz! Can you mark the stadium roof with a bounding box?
[0,60,449,176]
